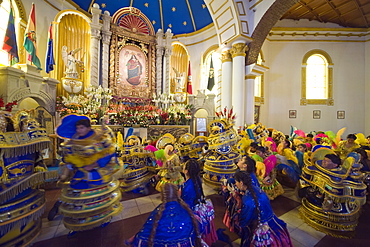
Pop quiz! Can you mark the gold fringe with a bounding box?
[59,190,121,217]
[298,206,355,239]
[0,171,58,204]
[62,203,122,231]
[0,218,42,247]
[1,141,50,158]
[0,203,45,236]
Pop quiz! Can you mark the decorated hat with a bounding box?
[56,114,90,139]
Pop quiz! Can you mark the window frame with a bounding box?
[301,49,334,106]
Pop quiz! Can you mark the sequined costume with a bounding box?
[258,155,284,200]
[203,109,240,188]
[0,110,57,247]
[275,147,301,188]
[299,148,367,238]
[56,114,122,232]
[336,140,361,160]
[182,179,217,246]
[130,201,199,247]
[154,134,184,191]
[239,185,293,247]
[120,135,154,193]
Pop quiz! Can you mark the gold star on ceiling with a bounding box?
[168,24,172,28]
[172,7,176,12]
[202,4,206,9]
[183,21,187,26]
[144,3,149,7]
[101,3,106,8]
[152,20,156,24]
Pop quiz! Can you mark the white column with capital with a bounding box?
[230,41,247,129]
[156,29,164,95]
[164,29,173,95]
[101,10,111,88]
[221,48,232,110]
[90,4,102,87]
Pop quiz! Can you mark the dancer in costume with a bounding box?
[275,139,301,188]
[126,183,204,247]
[155,143,184,191]
[120,135,154,194]
[151,133,184,191]
[234,171,293,247]
[298,148,367,238]
[56,114,122,234]
[255,146,284,200]
[181,159,217,246]
[337,134,361,160]
[222,156,258,233]
[0,110,56,247]
[203,108,240,188]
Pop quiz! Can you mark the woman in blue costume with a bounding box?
[181,159,217,246]
[234,171,293,247]
[223,156,259,233]
[127,183,204,247]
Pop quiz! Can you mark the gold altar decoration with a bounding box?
[54,11,91,97]
[171,43,189,103]
[110,7,156,100]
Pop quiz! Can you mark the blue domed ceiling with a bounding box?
[72,0,213,35]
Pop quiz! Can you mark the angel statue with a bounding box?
[172,67,186,92]
[62,46,83,79]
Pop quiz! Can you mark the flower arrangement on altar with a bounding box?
[107,103,193,126]
[0,97,17,112]
[56,86,193,126]
[56,85,113,122]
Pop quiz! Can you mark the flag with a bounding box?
[187,61,193,94]
[207,57,214,91]
[45,23,55,73]
[2,7,19,65]
[23,3,42,70]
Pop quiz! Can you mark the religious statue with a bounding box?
[62,46,83,79]
[172,67,187,102]
[173,67,186,92]
[126,54,142,85]
[61,46,84,94]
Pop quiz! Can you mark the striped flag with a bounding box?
[187,61,193,94]
[23,3,42,70]
[2,7,19,65]
[45,23,55,73]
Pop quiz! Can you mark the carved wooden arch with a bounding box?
[8,88,54,113]
[246,0,300,65]
[112,7,155,35]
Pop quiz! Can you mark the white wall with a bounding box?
[262,39,366,136]
[365,39,370,135]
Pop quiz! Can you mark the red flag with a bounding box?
[187,61,193,94]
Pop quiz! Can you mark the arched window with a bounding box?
[201,45,221,110]
[301,50,333,105]
[254,52,265,104]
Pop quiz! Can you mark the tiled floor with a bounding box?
[32,183,370,247]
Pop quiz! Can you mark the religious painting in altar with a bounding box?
[118,45,147,87]
[110,7,156,100]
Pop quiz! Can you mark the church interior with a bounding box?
[1,0,370,246]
